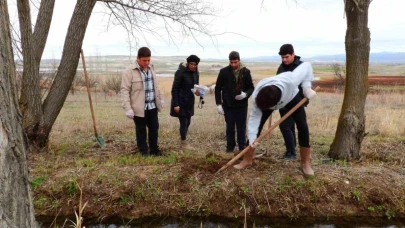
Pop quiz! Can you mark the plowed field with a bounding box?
[313,75,405,93]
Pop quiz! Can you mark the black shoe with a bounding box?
[279,152,296,160]
[139,151,149,156]
[138,146,149,156]
[285,155,296,160]
[226,146,235,153]
[150,149,162,156]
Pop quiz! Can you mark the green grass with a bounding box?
[33,196,49,208]
[31,175,48,191]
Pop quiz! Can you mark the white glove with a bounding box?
[191,88,201,96]
[160,99,165,108]
[249,139,259,148]
[303,87,317,99]
[217,105,224,115]
[125,109,134,119]
[235,92,247,100]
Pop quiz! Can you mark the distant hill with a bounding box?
[39,52,405,65]
[245,52,405,64]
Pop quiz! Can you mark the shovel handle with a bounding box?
[217,86,320,173]
[80,49,99,137]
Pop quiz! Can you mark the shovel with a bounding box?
[80,49,105,148]
[217,86,320,173]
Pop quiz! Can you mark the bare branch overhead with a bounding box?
[98,0,219,48]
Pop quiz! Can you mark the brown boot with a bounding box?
[234,148,255,170]
[299,147,314,176]
[180,140,193,151]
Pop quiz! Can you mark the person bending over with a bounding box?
[234,62,316,176]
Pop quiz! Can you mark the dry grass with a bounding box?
[47,85,405,174]
[50,86,405,148]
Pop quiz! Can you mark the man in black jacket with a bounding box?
[276,44,308,160]
[215,51,255,153]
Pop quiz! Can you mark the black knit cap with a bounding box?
[278,44,294,55]
[186,55,200,64]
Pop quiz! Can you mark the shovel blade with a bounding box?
[96,136,105,148]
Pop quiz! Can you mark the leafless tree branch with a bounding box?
[98,0,219,51]
[29,0,40,10]
[10,22,23,64]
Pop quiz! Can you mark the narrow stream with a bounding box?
[37,216,405,228]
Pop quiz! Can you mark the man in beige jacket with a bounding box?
[121,47,164,156]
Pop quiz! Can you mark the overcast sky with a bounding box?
[9,0,405,59]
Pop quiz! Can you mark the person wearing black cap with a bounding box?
[276,44,307,160]
[215,51,255,153]
[170,55,201,151]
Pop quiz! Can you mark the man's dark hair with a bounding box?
[229,51,240,60]
[255,85,281,110]
[137,47,151,58]
[278,44,294,56]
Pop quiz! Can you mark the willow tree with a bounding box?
[329,0,371,160]
[16,0,217,149]
[0,1,36,226]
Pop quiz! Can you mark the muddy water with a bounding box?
[38,216,405,228]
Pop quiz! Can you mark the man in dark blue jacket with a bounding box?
[276,44,307,160]
[215,51,255,153]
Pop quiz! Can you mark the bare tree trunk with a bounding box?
[37,0,97,147]
[16,0,55,149]
[329,0,371,160]
[17,0,43,130]
[0,1,36,226]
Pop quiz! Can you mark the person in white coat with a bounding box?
[233,62,317,176]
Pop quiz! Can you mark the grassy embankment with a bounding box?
[30,65,405,224]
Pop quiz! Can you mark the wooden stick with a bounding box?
[268,114,272,137]
[267,114,272,152]
[217,86,320,173]
[80,49,99,138]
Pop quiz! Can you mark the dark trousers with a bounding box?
[223,106,248,151]
[256,93,310,148]
[279,109,297,156]
[178,116,191,140]
[133,108,159,155]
